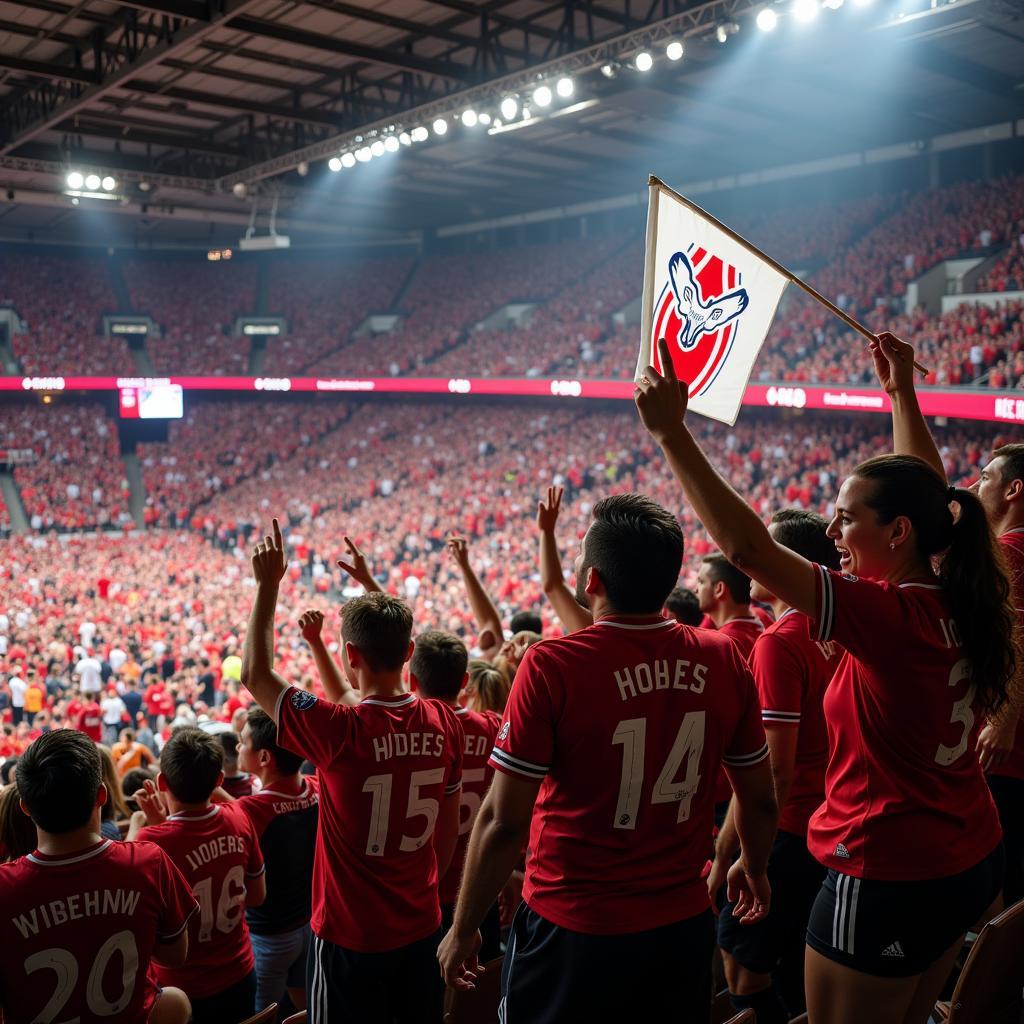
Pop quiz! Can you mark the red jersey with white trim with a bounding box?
[751,608,839,837]
[717,616,764,663]
[0,838,197,1024]
[276,687,464,952]
[439,706,501,905]
[990,529,1024,780]
[76,700,102,742]
[807,566,1002,880]
[137,802,264,997]
[489,616,768,934]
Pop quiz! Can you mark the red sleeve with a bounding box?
[722,653,770,770]
[488,646,556,781]
[153,846,199,941]
[445,708,464,797]
[275,686,353,769]
[750,632,803,727]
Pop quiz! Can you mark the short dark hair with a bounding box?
[995,443,1024,486]
[246,707,304,775]
[664,587,703,626]
[16,730,101,834]
[702,554,751,604]
[218,731,240,765]
[509,611,542,635]
[410,631,468,701]
[159,728,223,804]
[583,494,684,613]
[341,593,414,672]
[770,508,840,570]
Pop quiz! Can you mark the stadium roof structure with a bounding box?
[0,0,1023,246]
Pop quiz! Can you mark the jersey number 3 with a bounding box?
[612,712,705,830]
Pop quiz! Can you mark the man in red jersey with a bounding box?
[129,727,267,1024]
[243,520,463,1024]
[697,554,765,660]
[409,629,503,959]
[711,510,842,1024]
[75,690,103,742]
[236,706,319,1015]
[0,729,195,1024]
[438,494,778,1022]
[971,441,1024,903]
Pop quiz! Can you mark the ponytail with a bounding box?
[856,455,1016,716]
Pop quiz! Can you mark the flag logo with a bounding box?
[653,248,750,397]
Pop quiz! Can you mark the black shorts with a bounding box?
[188,971,256,1024]
[499,903,714,1024]
[806,844,1004,978]
[718,829,824,975]
[307,927,444,1024]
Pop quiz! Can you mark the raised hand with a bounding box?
[537,486,564,534]
[634,337,690,442]
[446,535,471,570]
[870,331,916,395]
[251,518,287,588]
[298,609,324,645]
[337,536,375,590]
[132,778,168,828]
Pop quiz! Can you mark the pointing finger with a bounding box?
[658,338,676,380]
[272,517,282,548]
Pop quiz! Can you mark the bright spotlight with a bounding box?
[666,41,684,61]
[600,62,618,78]
[792,0,819,20]
[756,7,779,29]
[101,175,117,191]
[370,140,385,157]
[533,85,552,107]
[355,147,372,162]
[634,51,653,72]
[500,96,518,120]
[478,112,491,125]
[432,118,448,135]
[522,105,532,120]
[341,152,356,168]
[716,24,729,42]
[399,132,412,145]
[461,109,478,127]
[66,171,84,189]
[556,76,574,98]
[384,136,400,152]
[84,174,101,191]
[411,126,429,142]
[328,157,342,172]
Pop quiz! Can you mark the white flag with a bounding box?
[637,179,790,425]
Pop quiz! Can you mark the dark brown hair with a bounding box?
[341,593,414,672]
[410,631,468,701]
[159,728,224,804]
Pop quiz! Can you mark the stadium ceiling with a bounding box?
[0,0,1023,246]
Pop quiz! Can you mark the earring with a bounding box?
[889,542,895,551]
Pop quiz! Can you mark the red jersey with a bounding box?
[0,838,197,1024]
[490,616,768,934]
[808,566,1002,880]
[439,706,501,905]
[991,529,1024,780]
[137,803,265,997]
[276,687,464,952]
[752,605,775,630]
[751,608,839,837]
[717,616,764,663]
[76,700,102,742]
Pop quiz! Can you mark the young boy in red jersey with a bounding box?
[439,493,779,1022]
[244,521,464,1024]
[0,729,196,1024]
[129,727,267,1024]
[711,510,842,1024]
[697,554,765,660]
[409,629,503,959]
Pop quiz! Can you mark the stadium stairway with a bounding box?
[390,255,421,311]
[248,338,266,375]
[255,259,271,315]
[130,341,156,375]
[0,472,29,534]
[107,258,134,313]
[121,451,147,528]
[0,338,21,374]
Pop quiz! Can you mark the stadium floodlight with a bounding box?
[634,51,654,72]
[556,77,574,98]
[432,118,448,135]
[340,152,356,168]
[84,174,101,191]
[792,0,819,21]
[756,7,779,29]
[411,126,429,142]
[355,147,372,162]
[66,171,84,189]
[600,62,619,78]
[500,96,519,120]
[384,136,400,152]
[101,176,117,191]
[328,157,342,172]
[478,113,492,125]
[399,132,412,146]
[370,140,385,157]
[461,109,478,127]
[666,41,684,61]
[533,85,552,107]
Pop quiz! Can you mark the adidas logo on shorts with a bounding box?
[834,843,851,859]
[881,942,905,958]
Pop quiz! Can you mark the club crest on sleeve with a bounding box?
[497,722,510,742]
[841,572,858,582]
[653,248,750,399]
[290,689,318,712]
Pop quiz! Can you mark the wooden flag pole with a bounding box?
[648,175,930,377]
